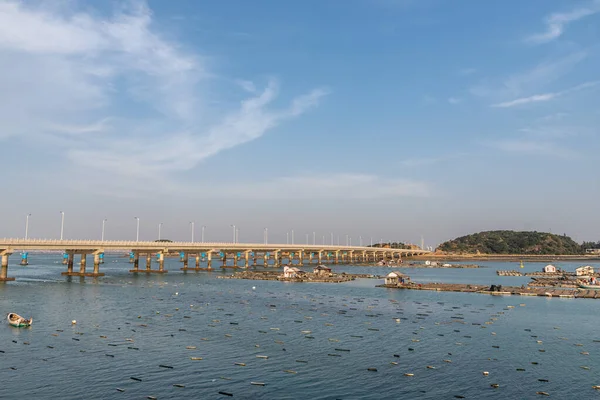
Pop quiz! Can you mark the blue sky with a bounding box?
[0,0,599,246]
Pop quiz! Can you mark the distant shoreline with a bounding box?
[408,254,600,262]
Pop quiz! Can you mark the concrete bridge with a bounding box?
[0,238,430,281]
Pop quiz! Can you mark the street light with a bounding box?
[359,236,362,247]
[201,226,206,243]
[101,218,107,241]
[158,222,163,241]
[230,225,236,243]
[236,228,239,243]
[60,211,65,240]
[264,228,268,245]
[25,213,31,240]
[313,232,315,245]
[330,233,333,246]
[190,221,195,242]
[286,232,289,245]
[134,217,140,242]
[291,229,294,245]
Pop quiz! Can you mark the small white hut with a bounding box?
[283,266,304,278]
[385,271,409,285]
[543,264,557,273]
[576,265,594,276]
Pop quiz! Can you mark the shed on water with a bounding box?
[576,266,594,276]
[313,265,332,276]
[385,271,409,286]
[543,264,557,273]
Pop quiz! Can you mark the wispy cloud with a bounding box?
[470,52,587,100]
[0,1,328,180]
[486,139,576,158]
[526,1,600,44]
[491,81,600,108]
[447,97,462,105]
[400,153,468,167]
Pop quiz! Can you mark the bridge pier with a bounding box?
[207,252,212,270]
[20,252,28,266]
[233,253,238,268]
[0,252,15,281]
[62,251,105,277]
[245,251,250,268]
[196,254,201,268]
[298,251,303,266]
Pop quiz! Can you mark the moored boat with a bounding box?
[7,313,32,327]
[578,284,600,290]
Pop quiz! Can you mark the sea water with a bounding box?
[1,255,599,399]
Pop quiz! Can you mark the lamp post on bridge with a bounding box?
[286,232,289,245]
[158,222,163,241]
[134,217,140,242]
[291,229,294,245]
[313,232,316,245]
[230,225,236,243]
[101,218,107,241]
[201,226,206,243]
[264,228,268,245]
[190,221,195,242]
[330,233,333,246]
[59,211,65,240]
[236,228,239,243]
[359,236,363,247]
[25,213,31,240]
[322,235,325,245]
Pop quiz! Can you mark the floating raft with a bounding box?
[377,283,600,299]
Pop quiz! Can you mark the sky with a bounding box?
[0,0,599,247]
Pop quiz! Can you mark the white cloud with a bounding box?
[491,81,599,108]
[487,139,575,158]
[492,93,557,108]
[0,1,328,179]
[526,1,600,44]
[448,97,461,105]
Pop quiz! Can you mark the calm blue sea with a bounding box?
[1,255,600,399]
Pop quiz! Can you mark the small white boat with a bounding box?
[7,313,32,327]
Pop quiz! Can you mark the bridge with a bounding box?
[0,239,430,281]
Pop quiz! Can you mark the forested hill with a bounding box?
[437,231,584,255]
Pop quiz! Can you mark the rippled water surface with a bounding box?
[1,255,600,399]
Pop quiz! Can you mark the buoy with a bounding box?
[252,286,256,290]
[71,320,77,325]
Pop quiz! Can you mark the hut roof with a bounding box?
[387,271,407,278]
